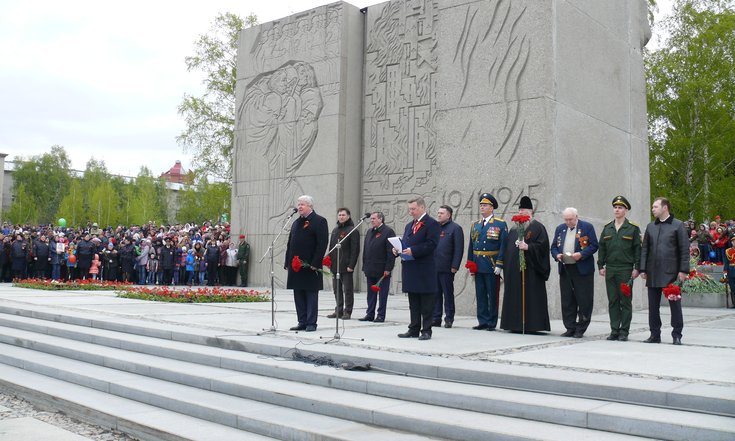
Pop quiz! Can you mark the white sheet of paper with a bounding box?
[388,236,403,253]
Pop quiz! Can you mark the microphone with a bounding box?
[286,207,298,219]
[292,208,298,214]
[363,213,371,220]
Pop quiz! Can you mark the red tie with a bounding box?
[412,220,419,234]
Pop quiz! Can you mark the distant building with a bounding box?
[159,160,193,184]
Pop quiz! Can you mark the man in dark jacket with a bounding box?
[394,197,441,340]
[76,233,95,279]
[432,205,464,328]
[33,234,51,278]
[204,239,220,286]
[327,208,360,320]
[285,195,329,332]
[640,197,689,345]
[160,238,176,285]
[11,234,29,279]
[359,212,396,322]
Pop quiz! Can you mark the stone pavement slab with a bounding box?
[0,417,92,441]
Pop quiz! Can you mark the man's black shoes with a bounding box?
[643,336,661,343]
[561,330,575,337]
[290,325,306,331]
[397,332,419,338]
[472,324,490,330]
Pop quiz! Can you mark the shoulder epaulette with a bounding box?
[629,220,639,227]
[493,217,505,222]
[605,220,614,227]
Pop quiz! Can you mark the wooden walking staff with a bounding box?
[512,214,531,334]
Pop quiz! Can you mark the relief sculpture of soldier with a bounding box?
[238,61,323,222]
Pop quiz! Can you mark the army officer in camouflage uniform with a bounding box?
[597,196,641,341]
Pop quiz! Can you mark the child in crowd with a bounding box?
[89,254,100,280]
[147,252,159,285]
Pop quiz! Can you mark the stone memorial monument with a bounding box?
[233,0,651,318]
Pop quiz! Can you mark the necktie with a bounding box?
[412,220,419,234]
[482,219,487,228]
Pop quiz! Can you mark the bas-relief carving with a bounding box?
[363,0,532,227]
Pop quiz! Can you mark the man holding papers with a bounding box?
[393,197,441,340]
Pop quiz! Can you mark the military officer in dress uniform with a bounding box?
[466,193,508,330]
[597,196,641,341]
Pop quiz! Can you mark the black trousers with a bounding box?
[560,264,594,334]
[332,271,354,315]
[407,292,435,335]
[647,287,684,339]
[293,289,318,327]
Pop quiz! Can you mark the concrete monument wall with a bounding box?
[233,2,364,290]
[233,0,651,319]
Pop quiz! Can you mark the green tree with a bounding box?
[646,0,735,221]
[177,12,258,181]
[56,179,84,227]
[11,145,72,223]
[128,167,167,225]
[80,158,111,221]
[88,181,120,227]
[5,184,39,224]
[176,175,231,224]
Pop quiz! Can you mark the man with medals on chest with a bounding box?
[466,193,508,331]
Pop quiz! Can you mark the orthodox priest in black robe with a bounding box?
[501,197,551,333]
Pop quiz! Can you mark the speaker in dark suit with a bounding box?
[395,197,441,340]
[285,195,329,332]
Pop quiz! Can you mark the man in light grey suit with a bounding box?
[640,197,689,345]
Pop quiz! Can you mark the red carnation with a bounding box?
[465,260,478,274]
[371,285,380,292]
[662,283,681,301]
[620,283,632,297]
[322,256,332,268]
[511,214,531,224]
[291,256,303,272]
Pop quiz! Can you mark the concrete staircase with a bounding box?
[0,305,733,441]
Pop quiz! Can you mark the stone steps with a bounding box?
[0,304,732,417]
[0,309,732,440]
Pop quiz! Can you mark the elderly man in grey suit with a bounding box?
[640,197,689,345]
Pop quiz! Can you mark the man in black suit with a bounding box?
[393,197,441,340]
[640,197,689,345]
[285,195,329,332]
[359,212,396,322]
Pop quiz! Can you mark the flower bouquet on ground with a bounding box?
[291,256,332,276]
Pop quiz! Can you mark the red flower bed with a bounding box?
[117,286,270,303]
[13,278,132,291]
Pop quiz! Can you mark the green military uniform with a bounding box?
[597,196,641,340]
[236,237,250,287]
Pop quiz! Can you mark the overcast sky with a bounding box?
[0,0,672,177]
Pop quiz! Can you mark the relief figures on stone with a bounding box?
[237,61,323,224]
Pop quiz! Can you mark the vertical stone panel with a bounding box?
[232,2,364,289]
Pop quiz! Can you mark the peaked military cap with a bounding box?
[612,195,631,210]
[479,193,498,208]
[519,196,533,210]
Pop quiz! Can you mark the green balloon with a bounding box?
[58,218,67,227]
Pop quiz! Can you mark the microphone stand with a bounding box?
[257,209,297,335]
[321,215,369,342]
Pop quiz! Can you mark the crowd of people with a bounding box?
[686,217,735,264]
[0,221,250,287]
